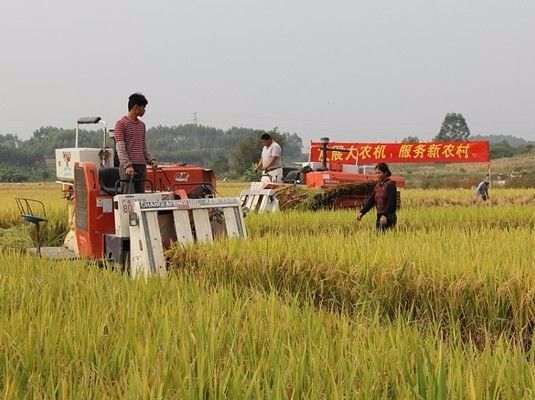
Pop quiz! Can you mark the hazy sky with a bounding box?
[1,0,534,144]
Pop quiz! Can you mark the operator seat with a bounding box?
[283,170,300,184]
[99,167,121,195]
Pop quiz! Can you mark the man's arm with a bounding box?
[255,157,263,171]
[114,121,131,168]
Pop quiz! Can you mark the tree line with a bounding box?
[0,125,305,182]
[401,113,534,159]
[1,113,532,182]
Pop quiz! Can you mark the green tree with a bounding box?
[401,136,420,143]
[434,113,471,142]
[22,127,103,158]
[209,155,230,175]
[0,166,28,182]
[490,141,514,159]
[0,134,21,149]
[230,136,262,177]
[2,123,305,181]
[281,132,304,160]
[228,127,304,177]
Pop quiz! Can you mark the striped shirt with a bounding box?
[114,116,153,166]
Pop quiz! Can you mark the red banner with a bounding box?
[309,141,490,164]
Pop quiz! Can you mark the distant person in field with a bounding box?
[475,178,490,201]
[356,162,397,231]
[114,93,158,193]
[255,133,283,183]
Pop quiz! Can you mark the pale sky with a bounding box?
[1,0,534,144]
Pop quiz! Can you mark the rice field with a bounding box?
[1,182,535,398]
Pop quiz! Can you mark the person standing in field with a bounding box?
[475,178,490,201]
[255,133,283,183]
[114,93,158,193]
[356,162,397,231]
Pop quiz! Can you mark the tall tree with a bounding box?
[230,136,262,176]
[434,113,471,142]
[228,127,304,177]
[0,134,21,149]
[401,136,420,143]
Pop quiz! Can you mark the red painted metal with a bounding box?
[74,163,115,259]
[309,141,490,164]
[305,170,405,188]
[146,165,216,195]
[74,162,217,259]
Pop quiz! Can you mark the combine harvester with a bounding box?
[241,137,405,212]
[241,136,492,213]
[21,116,246,277]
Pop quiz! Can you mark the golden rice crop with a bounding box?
[2,253,535,399]
[168,211,535,343]
[1,182,535,397]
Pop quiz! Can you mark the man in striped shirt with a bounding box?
[114,93,157,193]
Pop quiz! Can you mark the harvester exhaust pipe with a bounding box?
[318,136,350,171]
[320,137,329,170]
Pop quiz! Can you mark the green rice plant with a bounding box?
[401,187,535,207]
[0,183,69,246]
[2,182,535,397]
[2,253,535,398]
[167,206,535,342]
[0,226,33,252]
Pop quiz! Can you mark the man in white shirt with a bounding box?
[255,133,283,183]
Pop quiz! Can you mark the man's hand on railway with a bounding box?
[125,166,134,176]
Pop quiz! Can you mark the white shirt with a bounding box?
[261,141,282,170]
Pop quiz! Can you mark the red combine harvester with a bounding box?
[70,160,217,264]
[300,137,404,208]
[242,137,404,211]
[34,116,245,275]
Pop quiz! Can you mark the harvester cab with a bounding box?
[41,116,246,276]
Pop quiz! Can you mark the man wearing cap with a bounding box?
[255,133,283,183]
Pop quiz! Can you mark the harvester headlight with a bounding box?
[129,212,138,227]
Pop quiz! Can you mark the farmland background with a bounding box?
[1,182,535,398]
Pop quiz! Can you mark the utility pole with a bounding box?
[193,112,198,125]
